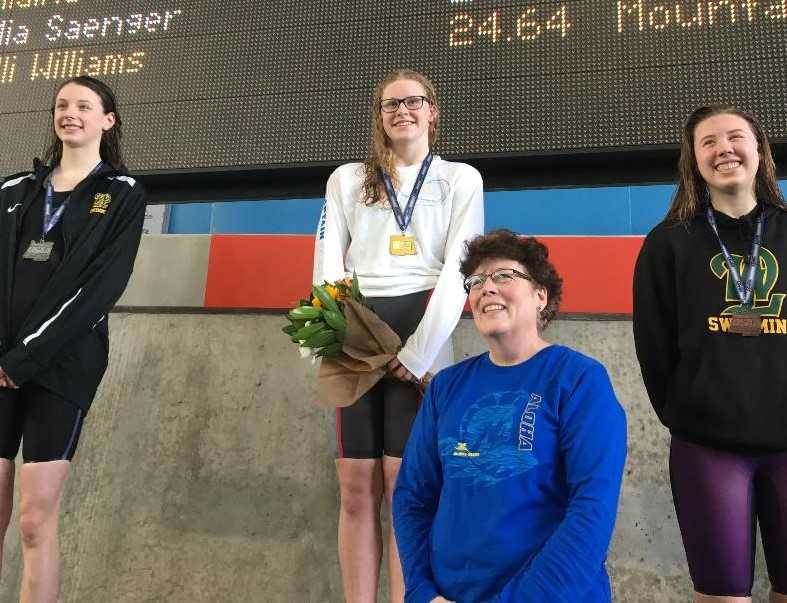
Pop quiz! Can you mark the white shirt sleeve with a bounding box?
[397,165,485,379]
[313,168,350,285]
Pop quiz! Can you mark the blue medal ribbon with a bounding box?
[705,204,764,308]
[42,162,103,239]
[381,153,433,234]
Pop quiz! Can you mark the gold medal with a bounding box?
[728,312,762,337]
[390,235,417,256]
[382,155,431,257]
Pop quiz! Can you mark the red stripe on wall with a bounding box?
[204,235,644,314]
[204,235,315,308]
[539,236,644,314]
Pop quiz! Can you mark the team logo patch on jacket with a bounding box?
[707,247,787,335]
[90,193,112,214]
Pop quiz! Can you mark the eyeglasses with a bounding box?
[463,268,532,294]
[380,95,430,113]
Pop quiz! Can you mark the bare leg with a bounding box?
[382,455,404,603]
[336,458,383,603]
[694,595,751,603]
[0,459,14,578]
[18,460,70,603]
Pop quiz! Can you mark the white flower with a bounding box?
[299,346,319,365]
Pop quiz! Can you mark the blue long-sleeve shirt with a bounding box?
[393,345,627,603]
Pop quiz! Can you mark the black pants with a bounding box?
[0,383,84,462]
[336,290,428,459]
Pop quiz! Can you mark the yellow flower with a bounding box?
[324,285,339,299]
[312,297,322,308]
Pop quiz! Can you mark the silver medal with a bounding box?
[22,240,54,262]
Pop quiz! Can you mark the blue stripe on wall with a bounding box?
[168,199,325,235]
[486,187,632,235]
[486,186,677,235]
[168,202,212,234]
[167,181,787,236]
[630,185,675,235]
[211,199,326,234]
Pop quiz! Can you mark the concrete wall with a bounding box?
[117,235,211,308]
[0,313,771,602]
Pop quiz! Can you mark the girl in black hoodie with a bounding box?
[634,106,787,603]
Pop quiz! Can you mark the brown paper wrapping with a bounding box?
[317,298,402,408]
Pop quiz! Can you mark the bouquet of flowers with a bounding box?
[282,273,428,407]
[281,275,362,360]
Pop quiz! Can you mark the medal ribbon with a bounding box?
[705,204,764,307]
[381,153,433,234]
[42,162,103,238]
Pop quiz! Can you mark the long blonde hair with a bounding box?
[361,70,440,206]
[666,105,786,223]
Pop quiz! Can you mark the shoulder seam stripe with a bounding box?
[1,174,35,190]
[108,175,137,187]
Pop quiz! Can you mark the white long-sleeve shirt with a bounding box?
[313,157,485,379]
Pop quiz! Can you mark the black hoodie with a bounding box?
[633,202,787,451]
[0,160,145,412]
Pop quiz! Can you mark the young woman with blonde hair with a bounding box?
[313,70,484,602]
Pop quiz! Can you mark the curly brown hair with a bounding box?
[460,230,563,329]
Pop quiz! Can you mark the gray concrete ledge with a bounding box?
[0,315,770,602]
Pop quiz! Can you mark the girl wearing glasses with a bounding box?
[393,230,627,602]
[313,70,484,602]
[0,76,145,602]
[634,106,787,602]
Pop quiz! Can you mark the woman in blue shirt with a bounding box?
[393,229,627,603]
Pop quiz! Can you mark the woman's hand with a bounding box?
[430,597,454,603]
[0,367,18,389]
[387,357,418,384]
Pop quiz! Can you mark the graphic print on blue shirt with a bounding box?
[439,390,541,487]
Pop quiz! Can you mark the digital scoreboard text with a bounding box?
[0,0,784,174]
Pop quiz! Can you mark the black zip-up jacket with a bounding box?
[633,203,787,451]
[0,159,145,412]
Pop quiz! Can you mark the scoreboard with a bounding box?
[0,0,784,175]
